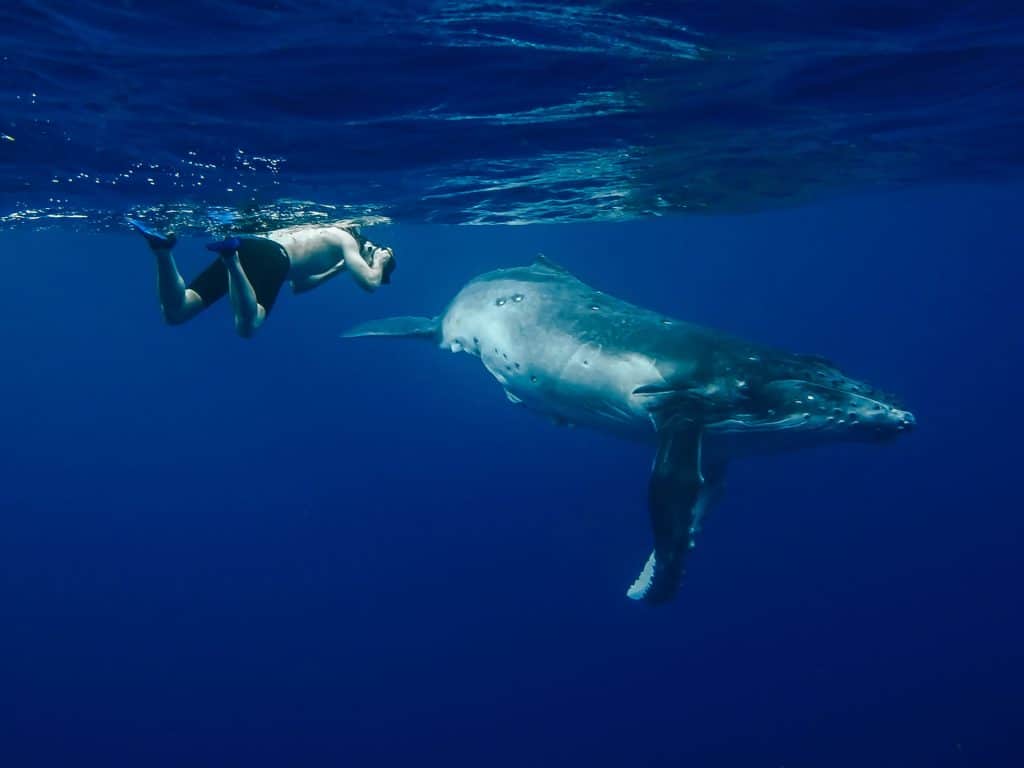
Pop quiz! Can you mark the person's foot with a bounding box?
[205,237,242,259]
[127,217,177,251]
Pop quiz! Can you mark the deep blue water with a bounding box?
[2,2,1024,767]
[2,186,1022,766]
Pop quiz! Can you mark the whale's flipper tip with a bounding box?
[341,315,439,340]
[626,551,657,600]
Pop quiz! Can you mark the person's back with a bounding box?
[265,225,395,294]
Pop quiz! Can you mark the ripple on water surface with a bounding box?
[1,1,1023,232]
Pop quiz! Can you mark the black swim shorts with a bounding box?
[188,237,291,314]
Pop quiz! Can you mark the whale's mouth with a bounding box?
[707,414,807,433]
[706,379,913,437]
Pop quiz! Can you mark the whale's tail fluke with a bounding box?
[341,315,439,340]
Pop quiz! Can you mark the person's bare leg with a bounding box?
[127,219,203,324]
[153,248,204,324]
[221,249,266,338]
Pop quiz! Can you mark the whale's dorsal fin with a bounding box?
[793,352,838,368]
[531,253,571,275]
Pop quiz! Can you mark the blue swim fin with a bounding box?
[126,217,177,250]
[205,237,242,254]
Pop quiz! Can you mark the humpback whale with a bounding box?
[344,257,915,604]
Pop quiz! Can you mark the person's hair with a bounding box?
[381,250,397,285]
[347,226,367,250]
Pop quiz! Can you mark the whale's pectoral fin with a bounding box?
[690,461,726,537]
[627,428,705,604]
[633,383,710,432]
[341,315,439,340]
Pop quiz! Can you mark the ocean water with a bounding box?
[2,3,1023,767]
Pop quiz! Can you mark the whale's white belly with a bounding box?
[459,319,663,433]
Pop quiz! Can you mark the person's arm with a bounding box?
[344,240,386,292]
[291,262,346,294]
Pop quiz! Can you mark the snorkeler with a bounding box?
[127,219,396,338]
